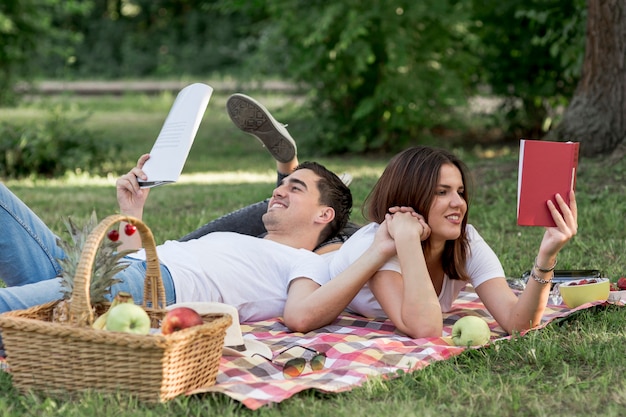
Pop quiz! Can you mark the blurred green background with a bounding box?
[5,0,623,160]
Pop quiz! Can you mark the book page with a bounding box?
[516,139,526,216]
[138,83,213,188]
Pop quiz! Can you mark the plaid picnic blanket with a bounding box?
[191,285,599,409]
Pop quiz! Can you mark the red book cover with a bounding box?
[517,139,579,227]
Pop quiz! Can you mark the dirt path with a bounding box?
[20,80,296,95]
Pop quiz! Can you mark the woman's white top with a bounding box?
[328,222,505,318]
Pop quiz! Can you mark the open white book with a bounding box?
[138,83,213,188]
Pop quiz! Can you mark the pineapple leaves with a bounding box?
[56,211,135,304]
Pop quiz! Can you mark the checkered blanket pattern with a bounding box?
[191,286,594,409]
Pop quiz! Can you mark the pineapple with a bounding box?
[53,211,135,323]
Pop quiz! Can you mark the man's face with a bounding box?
[262,168,327,231]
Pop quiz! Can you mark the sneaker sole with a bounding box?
[338,173,353,187]
[227,94,297,163]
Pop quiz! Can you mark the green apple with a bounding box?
[451,316,491,347]
[105,303,151,335]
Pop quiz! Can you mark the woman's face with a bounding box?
[426,163,467,243]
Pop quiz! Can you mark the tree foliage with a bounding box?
[0,105,117,178]
[30,0,257,79]
[229,0,479,153]
[6,0,622,156]
[226,0,589,153]
[548,0,626,157]
[1,0,52,103]
[469,0,586,139]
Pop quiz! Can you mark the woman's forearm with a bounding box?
[395,239,442,338]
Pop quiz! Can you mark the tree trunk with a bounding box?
[550,0,626,157]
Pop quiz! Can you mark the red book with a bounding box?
[517,139,579,227]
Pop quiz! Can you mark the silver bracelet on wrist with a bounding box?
[534,257,557,273]
[530,268,553,285]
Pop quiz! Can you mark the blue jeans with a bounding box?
[176,171,289,242]
[0,183,176,314]
[178,199,269,241]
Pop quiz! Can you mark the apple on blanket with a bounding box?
[448,316,491,347]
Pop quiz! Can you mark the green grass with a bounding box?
[0,93,625,416]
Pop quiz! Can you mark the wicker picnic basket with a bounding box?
[0,214,231,402]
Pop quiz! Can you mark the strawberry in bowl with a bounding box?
[559,277,610,308]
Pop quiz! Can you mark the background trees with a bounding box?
[0,0,84,103]
[28,0,255,78]
[245,0,478,154]
[468,0,586,141]
[2,0,623,156]
[548,0,626,157]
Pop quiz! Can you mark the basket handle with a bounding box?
[69,214,166,326]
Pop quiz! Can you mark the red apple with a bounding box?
[161,307,203,335]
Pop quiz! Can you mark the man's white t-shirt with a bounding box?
[130,232,330,322]
[328,222,505,318]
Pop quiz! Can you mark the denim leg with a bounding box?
[0,183,64,287]
[109,258,177,306]
[177,171,288,242]
[0,257,177,313]
[0,258,177,355]
[178,199,269,241]
[0,277,64,312]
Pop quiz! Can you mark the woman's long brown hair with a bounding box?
[363,146,473,281]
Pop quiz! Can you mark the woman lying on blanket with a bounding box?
[329,147,576,338]
[197,93,577,339]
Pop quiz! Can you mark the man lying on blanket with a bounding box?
[4,132,422,343]
[0,93,577,343]
[0,156,401,331]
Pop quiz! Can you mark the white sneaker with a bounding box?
[338,173,353,187]
[227,93,297,163]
